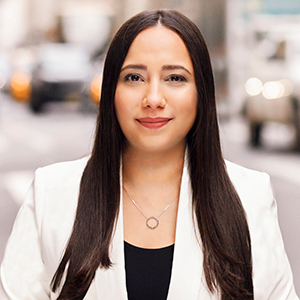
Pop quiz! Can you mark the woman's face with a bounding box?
[115,26,197,154]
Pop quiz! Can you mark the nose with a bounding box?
[142,80,166,109]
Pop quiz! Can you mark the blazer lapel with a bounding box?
[93,187,128,300]
[167,163,214,300]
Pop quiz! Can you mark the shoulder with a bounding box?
[224,160,275,233]
[32,156,90,235]
[225,159,270,188]
[35,156,90,186]
[32,157,90,269]
[32,156,90,224]
[225,160,273,210]
[32,155,90,219]
[224,163,298,298]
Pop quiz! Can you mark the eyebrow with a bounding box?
[120,64,192,75]
[120,64,147,72]
[162,65,192,75]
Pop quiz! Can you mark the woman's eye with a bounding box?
[167,75,186,82]
[124,74,142,82]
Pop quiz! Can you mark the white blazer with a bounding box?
[0,157,298,299]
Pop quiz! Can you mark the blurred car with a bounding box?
[30,43,93,112]
[9,47,36,102]
[243,18,300,150]
[10,43,102,113]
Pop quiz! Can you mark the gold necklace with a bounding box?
[123,186,179,229]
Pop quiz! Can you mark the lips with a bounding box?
[137,117,172,129]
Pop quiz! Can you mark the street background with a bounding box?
[0,0,300,296]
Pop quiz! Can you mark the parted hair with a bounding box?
[52,9,253,299]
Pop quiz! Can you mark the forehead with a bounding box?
[123,26,192,67]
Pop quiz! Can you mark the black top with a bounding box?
[124,241,175,300]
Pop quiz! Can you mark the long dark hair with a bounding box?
[51,9,253,299]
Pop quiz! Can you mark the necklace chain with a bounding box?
[122,186,179,229]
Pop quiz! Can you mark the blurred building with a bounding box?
[0,0,227,92]
[0,0,228,57]
[0,0,114,51]
[227,0,300,112]
[0,0,29,50]
[0,0,230,116]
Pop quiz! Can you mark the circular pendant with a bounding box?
[146,216,159,229]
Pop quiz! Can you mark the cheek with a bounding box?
[182,94,198,134]
[178,89,198,121]
[114,87,128,123]
[185,103,197,132]
[114,87,138,139]
[115,85,138,113]
[189,88,198,111]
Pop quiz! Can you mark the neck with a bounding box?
[122,145,185,194]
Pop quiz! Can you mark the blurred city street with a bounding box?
[0,93,96,260]
[1,0,300,296]
[0,92,300,294]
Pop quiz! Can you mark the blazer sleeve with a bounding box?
[0,168,51,299]
[234,169,299,299]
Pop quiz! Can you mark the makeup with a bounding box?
[137,117,171,129]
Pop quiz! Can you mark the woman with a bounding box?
[0,9,298,300]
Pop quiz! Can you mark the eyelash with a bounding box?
[123,73,187,83]
[124,74,143,82]
[167,75,187,82]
